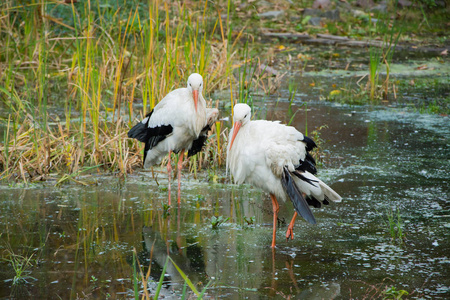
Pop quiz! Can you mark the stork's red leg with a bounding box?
[177,149,185,205]
[270,194,280,248]
[286,212,297,241]
[167,150,173,206]
[286,193,306,240]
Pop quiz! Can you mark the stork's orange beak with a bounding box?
[229,121,242,150]
[192,90,198,112]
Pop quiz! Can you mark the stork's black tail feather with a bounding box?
[292,170,318,186]
[281,167,317,225]
[305,195,330,208]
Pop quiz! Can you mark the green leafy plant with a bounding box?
[383,286,409,299]
[162,204,170,217]
[243,216,255,226]
[210,216,229,229]
[356,279,411,299]
[195,195,206,202]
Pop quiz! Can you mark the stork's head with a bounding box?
[187,73,203,112]
[229,103,251,150]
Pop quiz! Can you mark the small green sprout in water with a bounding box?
[208,168,220,183]
[162,204,171,217]
[384,207,405,245]
[243,216,255,226]
[210,216,229,229]
[195,195,205,202]
[383,286,409,299]
[3,250,36,286]
[209,174,219,183]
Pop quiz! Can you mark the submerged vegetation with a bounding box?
[354,279,410,300]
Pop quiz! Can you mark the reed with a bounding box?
[367,5,402,101]
[288,78,297,111]
[385,207,405,245]
[0,1,236,182]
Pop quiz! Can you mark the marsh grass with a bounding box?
[367,7,402,101]
[377,207,405,245]
[2,248,36,286]
[0,0,237,183]
[386,207,405,245]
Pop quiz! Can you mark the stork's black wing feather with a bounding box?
[281,167,316,225]
[296,153,317,174]
[188,136,208,157]
[294,135,318,174]
[128,109,173,163]
[127,112,152,142]
[302,135,317,152]
[187,123,213,157]
[145,125,173,148]
[128,111,154,142]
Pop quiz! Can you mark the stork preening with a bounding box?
[227,103,341,248]
[128,73,218,205]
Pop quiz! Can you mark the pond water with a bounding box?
[1,96,449,299]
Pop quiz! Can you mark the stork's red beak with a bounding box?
[192,90,198,112]
[229,121,242,150]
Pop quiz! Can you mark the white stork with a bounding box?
[128,73,218,205]
[227,103,341,248]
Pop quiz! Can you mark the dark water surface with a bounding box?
[0,101,449,299]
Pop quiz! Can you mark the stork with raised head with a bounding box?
[227,103,341,248]
[128,73,218,205]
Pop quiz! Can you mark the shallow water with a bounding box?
[1,98,449,299]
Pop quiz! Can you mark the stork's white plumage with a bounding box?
[128,73,217,205]
[227,103,341,248]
